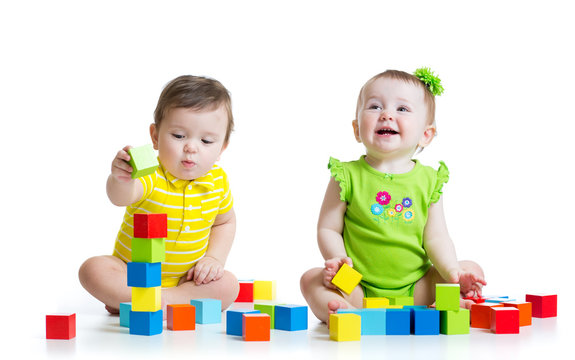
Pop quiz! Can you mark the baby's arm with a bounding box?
[106,145,144,206]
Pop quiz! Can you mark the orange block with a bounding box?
[167,304,196,331]
[471,303,503,329]
[503,301,532,326]
[242,313,270,341]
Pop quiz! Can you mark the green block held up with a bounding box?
[440,309,469,335]
[436,284,460,311]
[128,144,159,179]
[132,238,165,263]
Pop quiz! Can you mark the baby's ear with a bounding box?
[418,124,436,148]
[149,123,159,150]
[352,119,361,143]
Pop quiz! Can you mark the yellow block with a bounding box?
[363,297,390,308]
[132,287,161,312]
[253,280,276,300]
[331,263,362,295]
[330,313,361,341]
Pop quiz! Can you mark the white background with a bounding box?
[1,0,573,353]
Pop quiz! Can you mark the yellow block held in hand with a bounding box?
[331,263,362,295]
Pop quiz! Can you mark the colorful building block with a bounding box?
[386,308,411,335]
[254,303,276,329]
[167,304,196,331]
[363,297,390,308]
[490,307,519,334]
[227,309,260,335]
[189,298,221,324]
[131,238,166,263]
[253,280,276,300]
[330,313,361,341]
[132,287,161,312]
[411,308,439,335]
[275,304,308,331]
[387,296,414,307]
[128,144,159,179]
[120,302,131,327]
[133,213,167,238]
[440,309,469,335]
[463,296,486,303]
[46,313,76,340]
[242,313,271,341]
[235,281,253,302]
[331,263,362,295]
[339,308,387,335]
[525,294,557,318]
[129,310,163,336]
[435,284,460,311]
[470,303,503,329]
[486,297,515,304]
[502,301,532,326]
[127,262,161,288]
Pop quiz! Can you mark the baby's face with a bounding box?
[354,77,434,160]
[150,105,228,180]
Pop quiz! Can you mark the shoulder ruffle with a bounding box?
[430,161,449,203]
[328,157,348,202]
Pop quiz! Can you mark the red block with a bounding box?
[167,304,196,331]
[503,301,532,326]
[134,213,167,238]
[243,313,270,341]
[235,281,254,302]
[471,303,503,329]
[46,313,76,340]
[490,307,519,334]
[525,294,557,318]
[464,296,487,303]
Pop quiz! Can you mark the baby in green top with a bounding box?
[300,68,486,323]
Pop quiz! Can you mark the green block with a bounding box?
[387,296,414,307]
[440,309,469,335]
[132,237,165,263]
[436,284,460,311]
[128,144,159,179]
[254,304,276,329]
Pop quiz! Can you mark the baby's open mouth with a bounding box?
[376,128,399,135]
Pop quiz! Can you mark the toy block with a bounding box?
[129,310,163,336]
[331,263,362,295]
[167,304,196,331]
[486,297,515,304]
[411,308,439,335]
[189,298,221,324]
[46,313,76,340]
[127,262,161,288]
[470,303,503,329]
[436,284,460,311]
[275,304,308,331]
[133,213,167,238]
[490,307,519,334]
[387,296,414,307]
[361,309,387,335]
[464,296,486,303]
[502,301,532,326]
[132,287,161,312]
[386,308,411,335]
[254,303,276,329]
[235,281,253,302]
[363,297,390,308]
[253,280,276,300]
[132,237,166,263]
[330,313,361,341]
[128,144,159,179]
[440,309,470,335]
[120,302,131,327]
[242,313,271,341]
[526,294,557,318]
[227,309,260,336]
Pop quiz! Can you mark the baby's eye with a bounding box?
[172,134,185,139]
[202,139,214,144]
[397,106,409,112]
[368,104,382,110]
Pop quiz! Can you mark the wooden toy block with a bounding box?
[503,301,532,326]
[129,310,163,336]
[253,280,276,300]
[242,313,271,341]
[235,281,253,302]
[275,304,308,331]
[329,313,361,341]
[132,237,166,263]
[387,296,414,307]
[128,144,159,179]
[189,298,221,324]
[470,303,503,329]
[331,263,362,295]
[132,287,161,312]
[167,304,196,331]
[525,294,557,318]
[127,262,161,288]
[435,284,460,311]
[440,309,469,335]
[120,302,131,327]
[363,297,390,308]
[46,313,76,340]
[226,309,260,335]
[386,308,411,335]
[464,296,486,303]
[486,297,515,304]
[411,308,439,335]
[338,308,388,335]
[254,303,276,329]
[133,213,168,238]
[490,307,519,334]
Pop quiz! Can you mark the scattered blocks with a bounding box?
[440,309,469,335]
[128,144,159,179]
[131,287,161,312]
[119,302,131,327]
[242,313,271,341]
[490,307,519,334]
[227,309,260,336]
[363,297,390,308]
[254,303,276,329]
[410,308,439,335]
[385,308,410,335]
[330,313,361,341]
[526,294,557,318]
[275,304,308,331]
[435,284,460,311]
[190,298,221,324]
[503,301,532,326]
[471,303,503,329]
[127,262,161,288]
[131,238,166,263]
[235,281,254,302]
[167,304,196,331]
[253,280,276,300]
[46,313,76,340]
[133,213,168,239]
[331,263,362,295]
[130,310,163,336]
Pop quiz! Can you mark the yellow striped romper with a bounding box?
[112,162,233,288]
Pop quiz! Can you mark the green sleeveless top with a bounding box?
[329,156,449,297]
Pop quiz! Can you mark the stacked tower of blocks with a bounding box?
[128,213,167,336]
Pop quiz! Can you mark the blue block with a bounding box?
[120,302,131,327]
[486,297,515,304]
[127,262,161,288]
[129,310,163,335]
[226,309,260,336]
[190,299,221,324]
[386,309,410,335]
[275,304,308,331]
[338,308,387,335]
[412,309,439,335]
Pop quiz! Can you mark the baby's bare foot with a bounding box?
[327,300,350,327]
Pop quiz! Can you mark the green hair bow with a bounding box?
[414,67,444,96]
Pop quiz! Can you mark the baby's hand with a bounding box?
[323,257,353,290]
[188,256,224,285]
[111,145,134,182]
[449,269,487,298]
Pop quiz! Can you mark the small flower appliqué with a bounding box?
[376,191,391,205]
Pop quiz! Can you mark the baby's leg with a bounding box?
[300,267,363,324]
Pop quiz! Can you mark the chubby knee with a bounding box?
[218,270,240,308]
[300,267,323,294]
[78,255,125,287]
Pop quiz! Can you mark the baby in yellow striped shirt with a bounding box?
[79,75,240,314]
